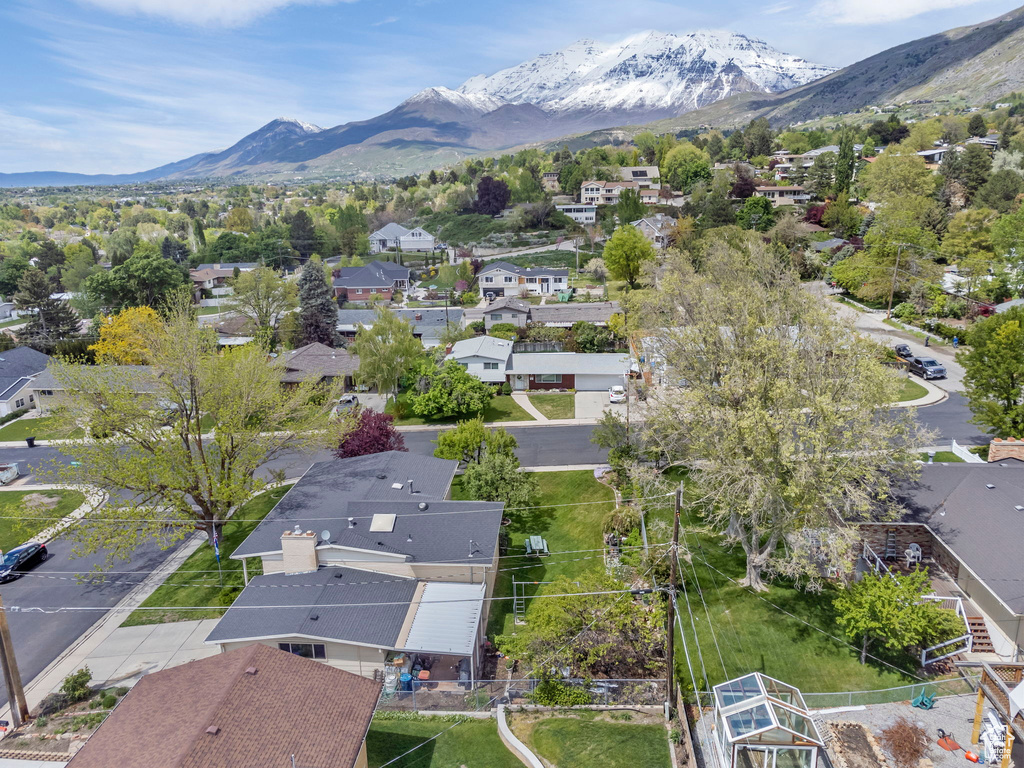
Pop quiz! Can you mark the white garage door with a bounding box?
[575,374,626,391]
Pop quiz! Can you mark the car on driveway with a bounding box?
[0,542,48,582]
[894,343,912,359]
[608,385,627,403]
[330,394,359,419]
[907,357,947,380]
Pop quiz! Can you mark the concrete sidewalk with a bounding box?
[894,376,947,408]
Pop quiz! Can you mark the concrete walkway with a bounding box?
[511,393,548,421]
[80,620,220,689]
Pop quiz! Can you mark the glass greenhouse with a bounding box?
[712,673,825,768]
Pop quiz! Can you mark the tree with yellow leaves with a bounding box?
[88,306,162,364]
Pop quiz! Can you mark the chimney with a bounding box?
[280,529,319,574]
[414,312,423,321]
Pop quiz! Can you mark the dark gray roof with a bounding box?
[336,308,464,340]
[333,261,409,290]
[479,261,569,278]
[0,347,50,402]
[810,238,847,252]
[205,566,418,647]
[232,452,472,559]
[195,262,258,271]
[29,365,157,394]
[899,463,1024,614]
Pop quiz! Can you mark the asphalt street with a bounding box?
[0,534,173,708]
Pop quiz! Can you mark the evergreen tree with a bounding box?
[14,268,79,352]
[289,210,317,261]
[968,113,987,138]
[834,129,856,195]
[297,256,337,346]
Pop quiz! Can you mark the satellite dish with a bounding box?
[320,530,332,543]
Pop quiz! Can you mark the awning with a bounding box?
[401,582,485,656]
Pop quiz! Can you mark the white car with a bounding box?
[608,385,627,403]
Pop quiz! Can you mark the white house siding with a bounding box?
[217,638,388,678]
[485,309,528,330]
[399,229,435,252]
[453,354,507,384]
[556,205,597,225]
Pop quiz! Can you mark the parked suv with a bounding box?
[893,343,912,359]
[908,357,947,380]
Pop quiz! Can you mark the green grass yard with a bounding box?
[650,469,923,694]
[386,392,535,426]
[0,415,83,442]
[528,393,575,420]
[920,451,964,463]
[451,469,615,637]
[120,484,293,627]
[366,718,521,768]
[528,717,671,768]
[0,490,86,552]
[898,378,928,402]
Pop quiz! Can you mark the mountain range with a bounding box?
[4,8,1024,189]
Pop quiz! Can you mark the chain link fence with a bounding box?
[376,678,667,712]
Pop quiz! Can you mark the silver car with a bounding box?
[608,385,627,403]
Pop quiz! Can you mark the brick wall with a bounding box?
[858,523,960,578]
[988,437,1024,462]
[528,374,574,390]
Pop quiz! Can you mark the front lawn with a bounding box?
[0,490,86,551]
[386,392,535,426]
[527,717,671,768]
[452,469,614,637]
[528,393,575,420]
[0,415,83,442]
[652,470,922,693]
[898,378,928,402]
[366,717,521,768]
[120,484,293,627]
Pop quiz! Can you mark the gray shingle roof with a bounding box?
[232,452,464,559]
[29,365,157,394]
[899,462,1024,613]
[448,335,515,363]
[333,261,410,290]
[509,352,631,376]
[479,261,569,278]
[0,347,50,402]
[369,223,410,241]
[205,566,419,647]
[279,342,359,382]
[529,302,620,326]
[336,308,464,340]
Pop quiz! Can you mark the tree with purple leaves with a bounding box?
[335,408,406,458]
[473,176,511,216]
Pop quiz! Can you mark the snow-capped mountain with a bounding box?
[459,30,835,115]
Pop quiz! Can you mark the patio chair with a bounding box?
[905,543,923,568]
[911,689,937,709]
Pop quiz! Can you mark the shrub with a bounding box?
[60,668,92,704]
[530,678,592,707]
[34,716,48,728]
[100,694,117,709]
[490,322,518,341]
[501,382,512,395]
[469,320,485,334]
[880,717,928,768]
[602,504,641,535]
[892,302,916,321]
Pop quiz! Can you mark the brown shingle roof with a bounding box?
[280,342,359,383]
[68,644,381,768]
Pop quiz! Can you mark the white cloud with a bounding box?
[762,2,793,14]
[814,0,986,24]
[371,15,398,26]
[75,0,355,26]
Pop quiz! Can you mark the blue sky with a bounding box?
[2,0,1022,174]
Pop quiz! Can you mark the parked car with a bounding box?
[330,394,359,419]
[608,385,627,403]
[893,343,912,359]
[908,357,947,380]
[0,542,48,582]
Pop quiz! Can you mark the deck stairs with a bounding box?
[967,616,995,653]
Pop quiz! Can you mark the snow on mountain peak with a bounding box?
[273,117,323,133]
[457,29,835,114]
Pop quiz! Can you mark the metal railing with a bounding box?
[376,678,666,712]
[861,541,893,578]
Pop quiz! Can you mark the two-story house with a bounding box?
[630,214,676,249]
[207,452,504,681]
[367,223,436,254]
[477,261,569,298]
[580,180,641,206]
[753,186,810,207]
[445,335,514,384]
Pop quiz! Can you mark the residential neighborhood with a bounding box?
[4,6,1024,767]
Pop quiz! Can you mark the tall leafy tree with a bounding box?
[834,129,856,195]
[33,297,345,566]
[413,359,494,419]
[640,238,927,590]
[661,142,712,192]
[968,112,987,137]
[473,176,511,216]
[349,305,422,400]
[226,266,298,331]
[616,188,646,224]
[296,256,337,346]
[433,417,517,465]
[0,255,31,297]
[88,306,162,364]
[736,196,778,232]
[603,224,657,288]
[84,252,187,310]
[959,308,1024,437]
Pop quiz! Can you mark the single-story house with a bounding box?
[463,299,621,331]
[29,365,157,414]
[508,352,631,391]
[333,260,411,302]
[478,261,569,298]
[190,268,234,292]
[337,308,463,349]
[67,644,381,768]
[0,347,50,417]
[210,452,504,679]
[630,214,676,249]
[860,462,1024,659]
[367,223,436,253]
[556,203,597,224]
[446,335,514,384]
[753,186,810,207]
[279,342,359,387]
[917,147,951,165]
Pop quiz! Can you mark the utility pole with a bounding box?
[666,484,681,712]
[886,244,905,320]
[0,594,28,727]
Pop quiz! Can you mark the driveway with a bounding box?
[80,620,220,688]
[575,391,627,420]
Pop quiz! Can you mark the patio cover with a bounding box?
[402,581,485,656]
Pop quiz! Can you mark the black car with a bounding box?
[907,356,947,380]
[0,542,48,582]
[894,343,912,359]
